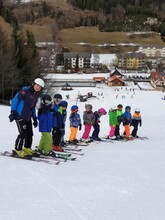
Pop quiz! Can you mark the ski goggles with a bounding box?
[54,98,62,102]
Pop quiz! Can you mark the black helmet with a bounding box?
[117,104,123,108]
[53,93,62,99]
[41,94,52,105]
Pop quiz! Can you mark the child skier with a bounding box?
[68,105,82,144]
[91,108,107,141]
[123,105,132,138]
[60,100,68,147]
[115,104,123,139]
[37,94,56,156]
[81,104,95,142]
[52,93,63,152]
[131,108,142,138]
[108,106,118,139]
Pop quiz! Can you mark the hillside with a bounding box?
[1,0,165,53]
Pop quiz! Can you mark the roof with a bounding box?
[116,52,146,59]
[64,52,77,58]
[64,52,91,59]
[151,72,165,81]
[108,75,124,83]
[111,68,123,76]
[93,77,105,81]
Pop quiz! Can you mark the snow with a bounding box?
[0,82,165,220]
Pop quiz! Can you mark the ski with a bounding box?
[52,151,72,157]
[37,154,63,163]
[55,154,77,161]
[100,138,115,143]
[63,147,82,152]
[64,150,84,156]
[0,151,60,165]
[112,138,128,142]
[135,136,149,140]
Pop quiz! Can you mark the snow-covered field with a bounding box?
[0,84,165,220]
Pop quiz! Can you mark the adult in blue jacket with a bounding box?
[8,78,45,158]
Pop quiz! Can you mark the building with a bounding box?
[116,52,146,70]
[138,46,165,58]
[110,68,123,78]
[107,75,125,87]
[64,52,91,70]
[150,72,165,88]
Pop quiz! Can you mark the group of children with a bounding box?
[9,76,142,158]
[37,93,142,156]
[108,104,142,140]
[37,94,108,155]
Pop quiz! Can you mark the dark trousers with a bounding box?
[15,119,33,151]
[115,125,120,136]
[53,129,62,146]
[131,125,138,137]
[92,125,100,138]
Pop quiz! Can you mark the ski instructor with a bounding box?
[8,78,45,158]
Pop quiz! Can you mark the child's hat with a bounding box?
[135,108,140,113]
[125,105,131,110]
[111,106,117,111]
[41,94,52,105]
[85,104,92,110]
[60,100,68,108]
[98,108,107,115]
[53,93,62,99]
[117,104,123,108]
[71,105,78,111]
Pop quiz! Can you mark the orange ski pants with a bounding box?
[124,125,130,137]
[69,127,78,141]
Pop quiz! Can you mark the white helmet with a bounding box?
[34,78,45,88]
[135,108,140,113]
[111,106,117,111]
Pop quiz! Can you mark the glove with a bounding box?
[33,118,38,128]
[9,111,17,122]
[79,123,82,131]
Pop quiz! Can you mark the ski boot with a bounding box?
[23,147,40,157]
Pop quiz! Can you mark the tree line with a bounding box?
[67,0,165,40]
[0,1,41,101]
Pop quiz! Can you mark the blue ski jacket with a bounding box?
[123,111,132,125]
[38,105,57,132]
[69,112,81,128]
[11,86,38,121]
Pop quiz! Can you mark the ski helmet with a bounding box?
[60,100,68,108]
[111,106,117,111]
[85,104,92,110]
[117,104,123,108]
[53,93,62,100]
[135,108,140,113]
[34,78,45,88]
[125,106,131,110]
[98,108,107,115]
[71,105,78,111]
[41,94,52,105]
